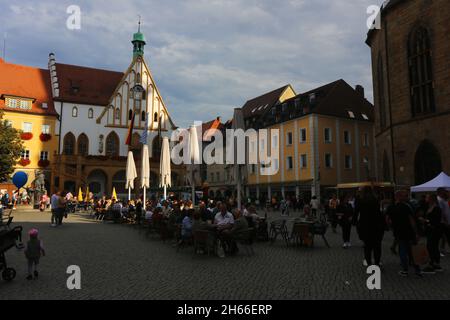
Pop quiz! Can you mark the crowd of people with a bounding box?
[0,189,31,210]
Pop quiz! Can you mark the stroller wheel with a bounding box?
[2,268,16,282]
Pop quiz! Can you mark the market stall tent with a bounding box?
[411,172,450,193]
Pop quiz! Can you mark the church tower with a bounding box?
[132,20,146,58]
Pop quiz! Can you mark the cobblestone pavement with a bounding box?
[1,206,450,300]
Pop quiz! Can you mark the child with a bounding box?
[24,229,45,280]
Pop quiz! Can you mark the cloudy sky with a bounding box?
[0,0,381,128]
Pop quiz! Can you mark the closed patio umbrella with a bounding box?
[231,108,246,210]
[160,137,171,200]
[141,144,150,206]
[112,187,118,201]
[188,125,200,205]
[77,187,83,202]
[126,151,138,201]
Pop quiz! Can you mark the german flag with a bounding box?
[125,111,135,145]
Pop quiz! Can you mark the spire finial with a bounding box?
[138,15,141,32]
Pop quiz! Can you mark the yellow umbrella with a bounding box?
[112,187,118,201]
[77,187,83,202]
[85,186,89,202]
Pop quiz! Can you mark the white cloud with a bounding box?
[0,0,380,126]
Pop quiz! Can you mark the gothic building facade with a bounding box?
[367,0,450,186]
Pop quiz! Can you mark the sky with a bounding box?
[0,0,381,128]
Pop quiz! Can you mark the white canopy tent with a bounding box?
[411,172,450,193]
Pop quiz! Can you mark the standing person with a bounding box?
[437,188,450,255]
[329,194,339,233]
[388,190,422,277]
[337,195,353,248]
[280,199,288,217]
[135,199,143,225]
[354,186,385,267]
[50,191,60,227]
[24,229,46,280]
[310,196,320,218]
[57,192,67,226]
[422,194,444,273]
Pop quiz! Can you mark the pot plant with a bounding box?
[19,158,31,166]
[20,132,33,140]
[39,133,52,142]
[38,159,50,168]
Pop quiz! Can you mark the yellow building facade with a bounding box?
[0,58,59,191]
[244,80,376,202]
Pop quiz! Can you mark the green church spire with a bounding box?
[132,18,146,58]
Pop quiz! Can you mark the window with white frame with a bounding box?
[21,150,30,159]
[272,135,278,149]
[324,128,332,143]
[42,124,50,134]
[344,131,352,144]
[287,156,293,170]
[88,108,94,119]
[286,132,293,146]
[72,106,78,117]
[300,128,307,143]
[300,154,308,168]
[345,155,353,169]
[22,122,32,133]
[40,151,49,161]
[325,153,333,168]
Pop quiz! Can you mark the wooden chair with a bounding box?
[233,228,255,256]
[193,230,216,256]
[269,219,289,246]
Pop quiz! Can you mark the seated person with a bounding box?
[180,211,193,242]
[214,203,234,231]
[144,208,153,221]
[230,209,249,235]
[192,211,209,233]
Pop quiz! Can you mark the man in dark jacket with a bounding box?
[388,190,422,277]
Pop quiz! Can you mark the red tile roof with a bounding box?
[54,63,124,106]
[0,58,57,116]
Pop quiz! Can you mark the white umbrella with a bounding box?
[231,108,246,210]
[160,137,171,200]
[126,151,137,201]
[141,144,150,206]
[188,125,200,205]
[411,172,450,192]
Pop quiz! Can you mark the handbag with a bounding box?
[412,243,429,266]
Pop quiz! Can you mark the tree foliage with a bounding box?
[0,110,24,182]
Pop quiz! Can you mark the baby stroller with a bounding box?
[0,226,23,282]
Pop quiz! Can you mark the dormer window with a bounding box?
[5,97,32,110]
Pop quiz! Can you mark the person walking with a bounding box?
[388,190,422,277]
[310,196,320,218]
[329,194,339,233]
[422,194,444,273]
[354,186,385,267]
[50,191,60,227]
[437,188,450,255]
[337,195,353,248]
[24,228,46,280]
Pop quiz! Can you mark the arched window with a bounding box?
[408,27,435,116]
[154,112,158,123]
[141,111,146,122]
[115,108,121,121]
[72,107,78,117]
[63,132,76,155]
[377,54,387,128]
[77,133,89,156]
[105,132,120,157]
[415,140,442,185]
[112,170,127,194]
[88,108,94,119]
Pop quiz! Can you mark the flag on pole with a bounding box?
[125,111,136,145]
[140,112,149,145]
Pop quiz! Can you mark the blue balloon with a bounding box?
[12,171,28,189]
